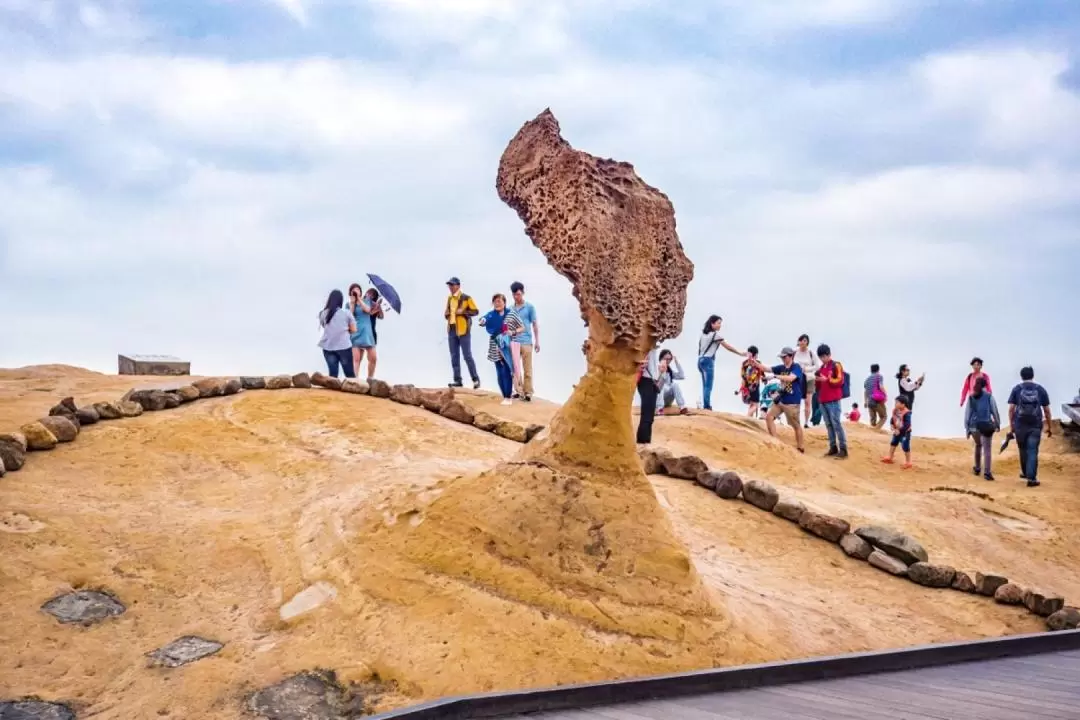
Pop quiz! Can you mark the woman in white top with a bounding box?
[697,315,745,411]
[318,289,358,378]
[793,333,821,428]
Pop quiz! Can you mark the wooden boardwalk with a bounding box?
[502,649,1080,720]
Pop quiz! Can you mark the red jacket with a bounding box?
[816,360,846,404]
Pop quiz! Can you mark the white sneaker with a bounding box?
[500,399,512,406]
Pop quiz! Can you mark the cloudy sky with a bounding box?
[1,0,1078,436]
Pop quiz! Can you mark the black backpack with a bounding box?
[1016,383,1041,421]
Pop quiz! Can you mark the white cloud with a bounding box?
[1,1,1078,436]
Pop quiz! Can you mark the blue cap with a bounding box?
[446,276,461,285]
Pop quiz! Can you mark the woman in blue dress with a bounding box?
[347,282,376,381]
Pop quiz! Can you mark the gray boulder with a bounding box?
[93,401,124,420]
[951,571,976,593]
[742,480,779,511]
[148,636,224,668]
[798,511,850,543]
[696,470,722,490]
[390,384,423,406]
[223,378,243,395]
[1024,590,1065,618]
[0,433,27,472]
[662,454,708,480]
[840,533,873,560]
[42,590,126,626]
[1046,607,1080,631]
[291,373,313,389]
[772,497,806,523]
[265,375,293,390]
[38,416,78,443]
[368,379,391,398]
[249,671,348,720]
[638,447,673,475]
[868,549,908,576]
[975,572,1009,597]
[241,376,267,390]
[854,525,929,565]
[340,379,368,394]
[128,389,169,411]
[75,406,100,425]
[994,583,1025,605]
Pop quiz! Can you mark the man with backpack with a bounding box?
[815,344,849,459]
[1007,366,1052,487]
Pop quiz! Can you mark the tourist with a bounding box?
[896,364,925,409]
[881,395,913,469]
[739,345,763,417]
[479,294,522,405]
[509,281,539,402]
[656,350,689,416]
[363,287,385,380]
[815,344,848,459]
[636,348,661,444]
[964,376,1001,481]
[864,364,888,429]
[444,277,481,389]
[1007,366,1052,487]
[697,315,745,411]
[960,357,992,406]
[793,334,821,428]
[318,289,357,379]
[348,283,377,380]
[754,347,805,452]
[847,403,861,423]
[759,376,782,420]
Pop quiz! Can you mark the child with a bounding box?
[758,377,782,420]
[847,403,861,423]
[881,396,913,468]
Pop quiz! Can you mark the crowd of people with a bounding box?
[315,286,1059,488]
[634,317,1058,487]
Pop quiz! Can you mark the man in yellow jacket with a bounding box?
[444,276,480,388]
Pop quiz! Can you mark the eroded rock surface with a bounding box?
[42,590,125,626]
[148,636,224,668]
[0,700,75,720]
[249,671,351,720]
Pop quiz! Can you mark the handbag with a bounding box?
[871,376,887,404]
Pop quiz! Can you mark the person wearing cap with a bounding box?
[443,277,481,389]
[753,347,806,452]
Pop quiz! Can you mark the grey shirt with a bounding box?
[318,308,354,352]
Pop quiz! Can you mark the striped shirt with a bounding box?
[487,309,523,362]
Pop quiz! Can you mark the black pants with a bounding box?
[636,377,659,444]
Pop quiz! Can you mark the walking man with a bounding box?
[444,277,481,389]
[815,344,848,459]
[755,346,806,453]
[864,364,888,429]
[1007,366,1052,487]
[510,281,539,401]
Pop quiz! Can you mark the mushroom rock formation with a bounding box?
[389,110,723,649]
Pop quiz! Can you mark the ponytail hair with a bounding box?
[703,314,721,333]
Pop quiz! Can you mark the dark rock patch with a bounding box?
[265,376,293,390]
[854,526,929,565]
[0,700,76,719]
[951,571,976,593]
[38,416,78,443]
[148,636,224,668]
[389,384,422,406]
[223,378,243,395]
[1047,607,1080,631]
[419,389,452,412]
[162,393,182,409]
[840,533,873,560]
[42,590,125,626]
[695,470,722,490]
[907,563,956,588]
[0,433,27,471]
[241,377,267,390]
[439,400,475,425]
[662,454,708,480]
[975,572,1009,597]
[74,406,100,425]
[742,479,779,511]
[128,390,169,412]
[92,402,124,420]
[713,471,743,500]
[993,583,1025,605]
[637,447,672,475]
[249,671,358,720]
[798,511,850,543]
[1024,590,1065,618]
[367,379,391,399]
[291,373,313,389]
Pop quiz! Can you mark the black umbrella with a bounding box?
[366,274,401,314]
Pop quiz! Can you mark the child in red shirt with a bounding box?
[847,403,861,423]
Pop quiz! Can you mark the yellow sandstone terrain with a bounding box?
[1,364,1078,719]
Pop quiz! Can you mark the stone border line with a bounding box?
[0,372,547,479]
[638,446,1080,634]
[0,372,546,718]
